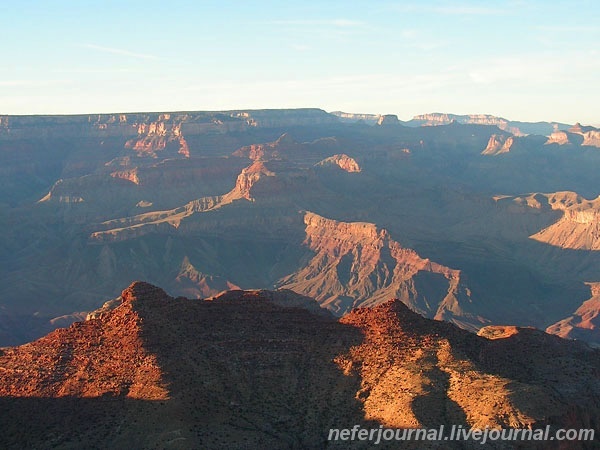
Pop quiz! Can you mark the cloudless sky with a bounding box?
[1,0,598,123]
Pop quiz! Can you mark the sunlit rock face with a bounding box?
[481,134,515,155]
[315,154,362,172]
[1,281,599,449]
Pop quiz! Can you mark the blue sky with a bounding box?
[1,0,598,123]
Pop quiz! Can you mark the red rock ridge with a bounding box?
[279,211,486,330]
[1,282,599,448]
[315,154,361,172]
[481,134,515,155]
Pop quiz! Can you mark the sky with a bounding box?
[1,0,599,124]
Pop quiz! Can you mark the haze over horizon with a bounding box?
[2,0,599,124]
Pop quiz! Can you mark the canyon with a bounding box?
[1,108,600,350]
[3,107,600,448]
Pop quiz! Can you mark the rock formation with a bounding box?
[315,154,362,172]
[278,212,485,331]
[516,191,600,250]
[546,282,600,345]
[0,282,599,449]
[376,114,401,126]
[409,113,570,136]
[481,134,515,155]
[545,131,584,146]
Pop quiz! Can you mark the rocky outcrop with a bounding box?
[110,167,140,184]
[85,297,122,320]
[0,109,337,143]
[545,131,584,146]
[516,191,600,250]
[87,159,312,242]
[1,282,599,449]
[174,256,240,298]
[329,111,382,124]
[481,134,515,155]
[376,114,400,126]
[278,212,486,330]
[582,131,600,147]
[340,300,599,434]
[230,108,339,127]
[231,160,277,199]
[409,113,570,136]
[476,324,522,339]
[124,120,190,158]
[88,193,236,242]
[569,122,598,134]
[232,133,343,163]
[232,133,299,160]
[315,154,361,172]
[546,282,600,345]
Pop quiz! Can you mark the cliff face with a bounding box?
[278,212,485,330]
[567,123,600,148]
[1,282,599,449]
[86,159,313,242]
[0,109,338,142]
[481,134,515,155]
[409,113,570,136]
[231,133,300,160]
[515,191,600,250]
[376,114,401,126]
[329,111,382,124]
[582,130,600,147]
[545,131,584,146]
[315,154,361,172]
[547,282,600,345]
[232,133,344,163]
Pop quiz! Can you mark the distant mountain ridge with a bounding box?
[406,113,572,136]
[330,110,576,136]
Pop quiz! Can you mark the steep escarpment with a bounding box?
[568,123,600,148]
[124,119,190,158]
[546,282,600,345]
[315,154,361,172]
[1,282,599,449]
[278,212,485,330]
[0,109,338,141]
[329,111,382,125]
[514,191,600,250]
[232,133,344,163]
[545,131,584,146]
[409,113,570,136]
[481,133,515,155]
[87,159,315,242]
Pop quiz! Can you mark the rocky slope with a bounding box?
[1,282,599,449]
[278,212,486,331]
[315,153,361,172]
[232,133,344,163]
[546,282,600,345]
[329,111,383,125]
[568,123,600,148]
[510,192,600,251]
[0,109,339,141]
